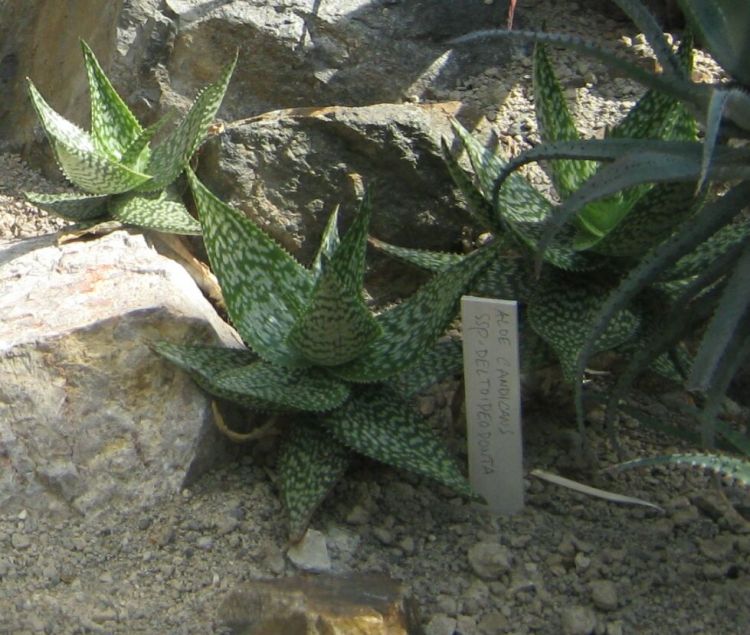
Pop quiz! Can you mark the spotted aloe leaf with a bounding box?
[143,52,237,191]
[527,270,640,381]
[187,169,313,368]
[590,180,702,258]
[450,119,550,227]
[662,220,750,281]
[370,237,533,301]
[387,337,464,398]
[608,452,750,488]
[450,120,597,272]
[533,42,597,199]
[610,32,695,142]
[151,341,288,410]
[213,362,350,412]
[534,34,699,248]
[332,243,495,383]
[120,111,175,173]
[529,140,750,262]
[81,40,142,160]
[322,388,475,497]
[368,236,464,273]
[440,137,493,228]
[311,204,341,279]
[23,191,109,221]
[576,34,698,248]
[110,189,201,235]
[28,80,152,195]
[286,194,382,366]
[278,424,351,542]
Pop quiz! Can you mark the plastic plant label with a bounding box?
[461,296,523,515]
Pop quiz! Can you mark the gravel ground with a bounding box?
[1,2,748,634]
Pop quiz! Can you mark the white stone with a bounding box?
[467,541,513,580]
[287,529,331,572]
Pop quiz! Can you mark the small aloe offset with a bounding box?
[154,171,494,539]
[25,40,236,234]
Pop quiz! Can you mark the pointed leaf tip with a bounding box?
[279,424,351,542]
[145,52,237,190]
[187,170,313,367]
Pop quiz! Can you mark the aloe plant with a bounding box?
[154,171,494,540]
[375,37,699,392]
[449,0,750,455]
[25,40,236,234]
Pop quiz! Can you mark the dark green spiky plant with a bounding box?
[154,170,494,540]
[450,0,750,455]
[374,36,699,396]
[24,41,236,234]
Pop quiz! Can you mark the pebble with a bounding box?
[651,518,675,538]
[478,610,509,634]
[574,552,591,572]
[590,580,618,611]
[11,533,31,550]
[262,547,286,576]
[561,605,597,635]
[373,526,394,545]
[137,517,152,531]
[467,542,513,580]
[425,614,457,635]
[606,621,624,635]
[736,536,750,554]
[286,529,331,572]
[699,535,735,561]
[345,504,370,525]
[558,535,577,557]
[216,517,239,536]
[196,536,214,550]
[98,571,113,584]
[702,563,728,579]
[672,506,700,526]
[41,563,60,586]
[462,580,490,614]
[436,594,458,615]
[417,395,436,417]
[456,614,478,634]
[399,536,415,555]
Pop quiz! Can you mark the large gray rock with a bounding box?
[196,101,472,300]
[0,230,242,518]
[2,0,511,162]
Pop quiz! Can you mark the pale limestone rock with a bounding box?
[0,230,242,518]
